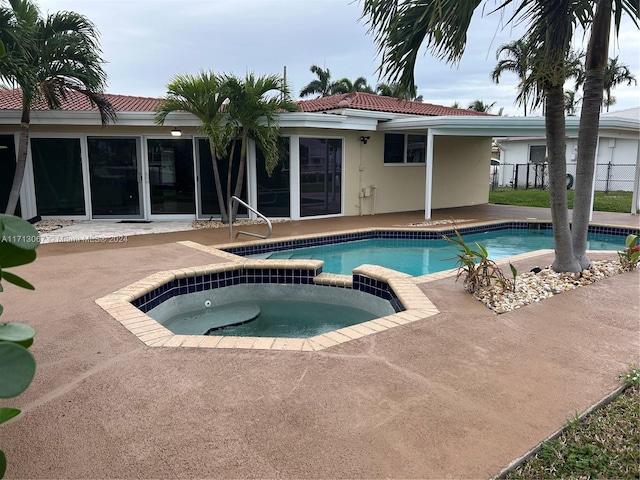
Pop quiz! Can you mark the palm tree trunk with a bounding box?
[208,142,228,223]
[226,139,237,223]
[546,85,581,273]
[5,106,31,215]
[231,133,248,221]
[572,0,610,270]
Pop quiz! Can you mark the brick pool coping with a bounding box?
[95,220,637,351]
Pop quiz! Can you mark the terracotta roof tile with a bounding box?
[298,92,490,116]
[0,89,161,112]
[0,89,488,117]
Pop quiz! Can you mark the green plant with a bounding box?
[619,366,640,386]
[618,234,640,271]
[0,215,39,478]
[443,228,515,293]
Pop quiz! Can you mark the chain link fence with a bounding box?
[491,162,637,192]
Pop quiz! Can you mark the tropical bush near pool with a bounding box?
[449,230,639,314]
[0,215,39,478]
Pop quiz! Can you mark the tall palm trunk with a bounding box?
[208,143,228,223]
[546,85,581,273]
[5,101,31,215]
[572,0,610,270]
[231,132,248,222]
[225,139,237,223]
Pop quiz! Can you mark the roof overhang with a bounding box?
[379,115,640,138]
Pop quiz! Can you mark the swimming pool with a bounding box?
[250,229,628,277]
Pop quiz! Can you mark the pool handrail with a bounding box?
[228,196,273,240]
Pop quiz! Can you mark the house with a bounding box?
[2,89,635,221]
[495,108,640,193]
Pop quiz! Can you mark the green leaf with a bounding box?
[510,263,518,279]
[0,244,36,269]
[0,215,39,250]
[0,342,36,398]
[625,234,638,249]
[0,449,6,479]
[1,271,34,290]
[0,323,35,348]
[0,407,20,425]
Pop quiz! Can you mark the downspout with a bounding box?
[424,129,434,219]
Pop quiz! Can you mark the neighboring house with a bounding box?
[495,108,640,193]
[2,89,634,222]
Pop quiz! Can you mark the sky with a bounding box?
[38,0,640,116]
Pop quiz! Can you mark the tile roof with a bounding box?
[297,92,491,116]
[0,89,487,117]
[0,89,161,112]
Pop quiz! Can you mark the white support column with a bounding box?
[632,140,640,215]
[246,138,257,219]
[588,136,601,222]
[424,129,434,219]
[289,135,300,220]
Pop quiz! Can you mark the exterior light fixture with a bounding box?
[170,127,182,137]
[360,136,370,144]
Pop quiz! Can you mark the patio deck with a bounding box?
[1,205,638,478]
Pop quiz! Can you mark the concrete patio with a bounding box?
[0,205,638,478]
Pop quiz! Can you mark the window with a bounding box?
[529,145,547,164]
[384,133,426,164]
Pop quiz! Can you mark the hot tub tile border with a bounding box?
[96,252,442,351]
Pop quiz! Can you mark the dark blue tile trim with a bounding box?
[222,222,637,257]
[131,266,404,314]
[353,274,404,313]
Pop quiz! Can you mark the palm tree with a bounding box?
[221,73,298,221]
[602,56,636,112]
[0,0,115,215]
[362,0,638,272]
[154,71,233,222]
[491,39,532,116]
[468,100,496,113]
[564,90,581,116]
[299,65,341,98]
[375,82,423,101]
[332,76,374,94]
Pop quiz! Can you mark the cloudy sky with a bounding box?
[39,0,640,116]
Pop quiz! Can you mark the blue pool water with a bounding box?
[261,229,626,276]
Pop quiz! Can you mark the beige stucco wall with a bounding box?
[285,128,492,215]
[431,136,492,209]
[284,128,428,216]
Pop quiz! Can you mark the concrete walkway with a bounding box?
[1,206,638,478]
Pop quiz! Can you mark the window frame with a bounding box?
[383,133,427,166]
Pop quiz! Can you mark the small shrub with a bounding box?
[442,228,515,294]
[619,366,640,386]
[618,234,640,271]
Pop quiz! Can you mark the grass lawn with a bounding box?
[489,188,633,213]
[505,372,640,479]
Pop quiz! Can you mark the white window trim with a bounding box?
[383,132,427,166]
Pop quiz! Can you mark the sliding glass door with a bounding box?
[88,137,142,218]
[147,139,195,215]
[299,137,342,217]
[31,138,85,216]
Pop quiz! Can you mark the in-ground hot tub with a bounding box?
[96,253,438,351]
[147,283,396,338]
